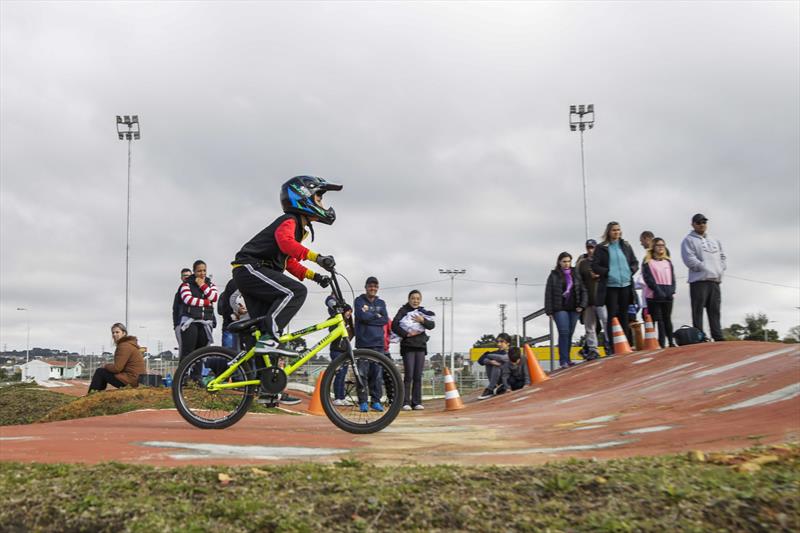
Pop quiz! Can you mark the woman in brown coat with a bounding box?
[87,323,145,393]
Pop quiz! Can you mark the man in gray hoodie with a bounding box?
[681,213,727,341]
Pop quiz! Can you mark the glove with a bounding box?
[315,254,336,271]
[313,273,331,288]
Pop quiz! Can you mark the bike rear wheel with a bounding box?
[172,346,255,429]
[320,349,404,434]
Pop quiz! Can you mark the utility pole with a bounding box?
[16,308,30,364]
[569,104,595,241]
[438,269,466,371]
[514,277,520,347]
[116,115,141,327]
[434,296,451,368]
[499,304,507,333]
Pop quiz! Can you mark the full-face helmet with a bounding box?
[280,176,342,225]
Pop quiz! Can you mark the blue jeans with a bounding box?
[553,310,579,366]
[222,330,236,349]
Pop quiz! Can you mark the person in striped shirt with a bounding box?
[177,259,219,360]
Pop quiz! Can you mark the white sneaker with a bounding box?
[413,404,425,411]
[332,399,349,407]
[402,404,412,411]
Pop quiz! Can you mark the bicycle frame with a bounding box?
[205,270,356,392]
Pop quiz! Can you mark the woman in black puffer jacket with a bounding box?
[391,290,435,411]
[544,252,587,369]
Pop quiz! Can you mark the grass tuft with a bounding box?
[0,445,798,532]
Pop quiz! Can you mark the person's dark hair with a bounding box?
[640,230,654,240]
[554,251,572,270]
[192,260,206,272]
[497,333,512,344]
[111,322,127,334]
[408,289,421,300]
[601,221,621,244]
[181,268,191,275]
[508,347,521,363]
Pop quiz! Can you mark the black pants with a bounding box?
[605,285,633,352]
[647,299,674,348]
[180,322,209,360]
[401,350,425,407]
[88,368,125,393]
[233,264,307,340]
[690,281,723,341]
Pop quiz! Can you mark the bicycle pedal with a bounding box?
[256,395,280,408]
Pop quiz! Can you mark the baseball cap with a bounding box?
[365,276,379,287]
[585,239,597,247]
[692,213,708,224]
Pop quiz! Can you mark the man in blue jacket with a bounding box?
[354,276,389,412]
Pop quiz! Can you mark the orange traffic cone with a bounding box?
[306,370,325,416]
[643,315,660,350]
[610,317,633,355]
[523,344,550,384]
[443,367,464,411]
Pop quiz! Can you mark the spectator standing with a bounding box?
[643,238,677,348]
[477,333,512,400]
[354,276,389,412]
[545,252,587,368]
[592,221,639,352]
[87,323,145,393]
[681,213,726,341]
[178,259,219,360]
[391,290,436,411]
[325,292,354,406]
[172,268,191,351]
[575,239,607,358]
[218,278,248,349]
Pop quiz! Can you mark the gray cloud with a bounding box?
[1,1,798,355]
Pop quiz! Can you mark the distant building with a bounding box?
[19,359,83,381]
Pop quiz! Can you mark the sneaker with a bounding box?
[254,338,295,357]
[332,398,349,407]
[279,393,301,406]
[402,404,412,411]
[359,402,369,412]
[370,402,384,412]
[412,404,425,411]
[477,388,494,400]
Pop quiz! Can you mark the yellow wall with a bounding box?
[469,345,606,362]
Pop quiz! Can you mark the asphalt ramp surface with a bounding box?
[1,341,797,466]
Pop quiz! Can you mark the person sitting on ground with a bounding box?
[87,323,145,394]
[477,332,512,400]
[501,347,530,391]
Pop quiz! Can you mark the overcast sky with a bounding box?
[1,1,798,356]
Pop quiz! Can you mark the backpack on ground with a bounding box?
[674,325,706,346]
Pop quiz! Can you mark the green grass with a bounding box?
[0,384,288,426]
[0,383,74,425]
[1,447,798,532]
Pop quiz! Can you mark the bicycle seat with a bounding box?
[228,315,267,333]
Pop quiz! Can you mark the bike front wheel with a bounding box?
[172,346,256,429]
[320,349,404,434]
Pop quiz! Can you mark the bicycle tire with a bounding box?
[172,346,255,430]
[320,349,404,434]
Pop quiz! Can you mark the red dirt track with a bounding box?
[1,341,798,466]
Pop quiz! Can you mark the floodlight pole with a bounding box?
[434,296,451,368]
[569,104,595,242]
[16,307,29,364]
[116,115,141,327]
[439,269,466,371]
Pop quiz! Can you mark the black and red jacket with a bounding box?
[233,213,318,281]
